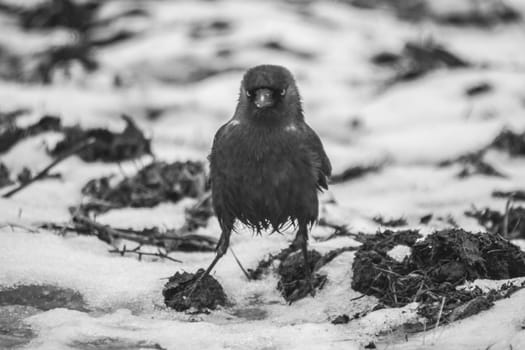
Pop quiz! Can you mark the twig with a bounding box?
[194,191,212,206]
[2,137,96,198]
[0,221,39,233]
[434,296,446,331]
[410,280,423,303]
[108,245,182,263]
[374,266,402,276]
[432,296,447,345]
[503,195,514,238]
[391,277,398,305]
[510,217,522,238]
[317,218,361,241]
[229,247,251,280]
[350,294,366,301]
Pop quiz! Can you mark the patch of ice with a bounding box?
[387,245,412,262]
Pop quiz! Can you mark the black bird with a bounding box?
[193,64,331,295]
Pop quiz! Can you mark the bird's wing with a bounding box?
[303,124,332,190]
[208,121,235,160]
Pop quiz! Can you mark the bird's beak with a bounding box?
[253,88,274,108]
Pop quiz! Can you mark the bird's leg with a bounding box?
[294,223,315,296]
[187,226,231,297]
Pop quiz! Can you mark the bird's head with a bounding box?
[237,65,303,123]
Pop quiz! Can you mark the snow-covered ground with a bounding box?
[1,0,525,349]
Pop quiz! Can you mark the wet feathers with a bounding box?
[209,65,331,233]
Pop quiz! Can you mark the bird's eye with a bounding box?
[280,89,286,96]
[246,90,251,97]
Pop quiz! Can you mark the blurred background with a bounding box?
[1,0,525,224]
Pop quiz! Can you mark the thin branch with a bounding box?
[0,221,39,233]
[229,247,251,280]
[350,294,366,301]
[317,218,361,241]
[503,195,514,238]
[2,137,96,198]
[434,296,446,331]
[108,245,182,263]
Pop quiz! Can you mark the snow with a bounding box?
[26,308,360,350]
[387,245,412,262]
[1,0,525,349]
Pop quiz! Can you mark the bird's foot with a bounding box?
[182,273,203,300]
[185,282,199,299]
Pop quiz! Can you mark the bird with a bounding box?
[190,64,331,296]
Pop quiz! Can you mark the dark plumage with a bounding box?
[193,64,331,295]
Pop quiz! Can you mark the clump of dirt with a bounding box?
[162,270,227,312]
[261,40,315,60]
[0,0,100,31]
[277,250,327,303]
[348,0,520,26]
[189,19,232,39]
[346,0,431,21]
[373,215,408,227]
[0,115,61,154]
[0,284,87,312]
[490,129,525,157]
[439,151,505,178]
[413,229,525,280]
[0,113,149,164]
[419,214,433,224]
[79,160,206,215]
[439,128,525,178]
[465,206,525,239]
[250,242,358,303]
[352,229,525,329]
[440,129,525,176]
[331,163,382,184]
[371,40,469,83]
[0,163,13,189]
[351,230,421,306]
[70,338,166,350]
[437,2,520,27]
[50,115,151,163]
[331,314,350,324]
[34,44,99,84]
[456,160,505,178]
[493,190,525,201]
[465,82,493,97]
[371,52,400,66]
[0,108,30,124]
